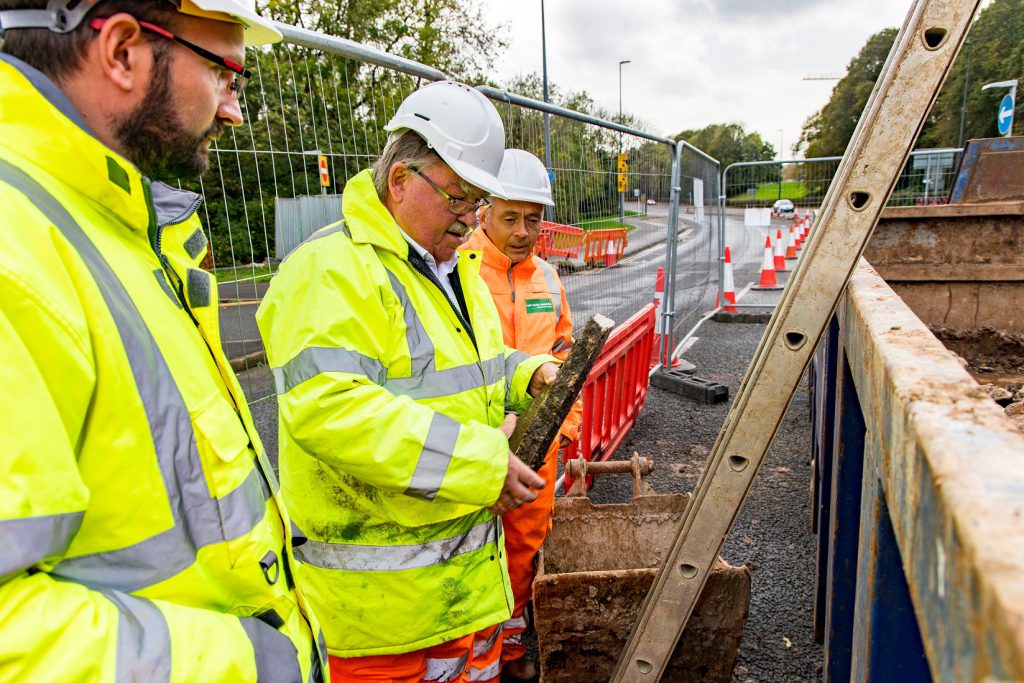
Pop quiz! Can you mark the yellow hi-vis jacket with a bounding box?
[0,55,325,682]
[256,169,554,657]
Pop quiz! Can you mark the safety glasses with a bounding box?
[409,165,488,216]
[89,17,251,98]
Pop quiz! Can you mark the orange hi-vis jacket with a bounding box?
[462,228,583,444]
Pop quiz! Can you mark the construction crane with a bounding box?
[802,73,844,81]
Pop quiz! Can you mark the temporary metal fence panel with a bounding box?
[719,147,962,307]
[274,194,343,260]
[479,86,683,338]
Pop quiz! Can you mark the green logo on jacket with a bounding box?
[525,298,555,314]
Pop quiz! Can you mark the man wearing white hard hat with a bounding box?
[257,82,561,682]
[0,0,325,680]
[462,149,583,682]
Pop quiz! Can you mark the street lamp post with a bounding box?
[618,59,630,225]
[777,129,784,202]
[541,0,553,222]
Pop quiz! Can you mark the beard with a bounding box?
[113,46,223,180]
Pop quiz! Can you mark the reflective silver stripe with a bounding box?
[467,659,500,681]
[551,338,572,354]
[384,355,503,400]
[57,467,269,593]
[405,412,461,501]
[535,258,563,321]
[425,652,469,682]
[240,616,302,683]
[153,269,181,309]
[273,346,386,394]
[503,631,523,646]
[106,592,171,683]
[473,624,503,657]
[501,615,528,632]
[0,160,270,590]
[0,512,84,578]
[295,517,498,572]
[504,350,532,397]
[385,269,436,376]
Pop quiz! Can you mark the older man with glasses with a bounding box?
[257,81,561,683]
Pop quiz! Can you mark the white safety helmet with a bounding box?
[385,81,506,197]
[0,0,281,46]
[491,149,554,207]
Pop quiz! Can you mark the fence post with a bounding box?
[660,141,684,368]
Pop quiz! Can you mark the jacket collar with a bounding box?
[341,169,411,259]
[463,225,538,274]
[0,55,154,238]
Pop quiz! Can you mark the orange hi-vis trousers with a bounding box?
[328,625,503,683]
[499,439,560,664]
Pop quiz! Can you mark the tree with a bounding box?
[795,28,898,159]
[674,123,777,199]
[919,0,1024,146]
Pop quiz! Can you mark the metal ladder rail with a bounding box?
[611,0,982,680]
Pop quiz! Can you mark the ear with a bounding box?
[387,162,411,204]
[92,13,149,93]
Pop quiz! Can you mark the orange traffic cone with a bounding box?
[722,246,737,312]
[794,217,804,250]
[753,236,783,290]
[651,267,680,368]
[785,225,798,260]
[774,228,788,272]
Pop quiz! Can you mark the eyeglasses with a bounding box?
[89,17,251,98]
[409,165,488,216]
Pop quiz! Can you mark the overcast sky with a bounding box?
[480,0,915,157]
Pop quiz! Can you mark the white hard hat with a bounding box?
[385,81,506,196]
[491,149,554,207]
[177,0,281,46]
[0,0,280,46]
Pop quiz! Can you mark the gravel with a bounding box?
[586,318,822,682]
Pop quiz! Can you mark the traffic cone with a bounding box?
[785,225,798,259]
[753,236,783,290]
[774,229,788,272]
[651,268,680,368]
[722,247,737,312]
[794,217,804,250]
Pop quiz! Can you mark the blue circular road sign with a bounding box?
[998,93,1014,136]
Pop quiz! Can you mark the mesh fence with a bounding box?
[721,148,962,290]
[488,95,678,335]
[168,30,720,411]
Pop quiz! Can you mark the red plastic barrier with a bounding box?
[561,303,657,491]
[536,221,585,259]
[582,228,628,266]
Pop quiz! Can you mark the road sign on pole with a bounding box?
[982,79,1017,138]
[318,154,330,189]
[617,175,628,193]
[998,94,1014,136]
[617,153,628,174]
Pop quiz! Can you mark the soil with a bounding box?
[931,326,1024,378]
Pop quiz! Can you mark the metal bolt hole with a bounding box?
[850,191,871,210]
[728,455,749,472]
[680,563,699,578]
[923,27,948,50]
[784,331,807,350]
[635,659,654,674]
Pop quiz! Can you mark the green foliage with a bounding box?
[919,0,1024,146]
[675,123,778,197]
[754,181,808,201]
[796,28,898,158]
[188,0,505,267]
[798,0,1024,155]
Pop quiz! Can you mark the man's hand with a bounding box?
[499,412,518,439]
[528,362,559,397]
[489,453,545,516]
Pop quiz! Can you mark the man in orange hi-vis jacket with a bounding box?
[461,149,584,682]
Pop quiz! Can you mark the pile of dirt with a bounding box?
[931,326,1024,376]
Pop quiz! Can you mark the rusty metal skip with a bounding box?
[611,0,983,680]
